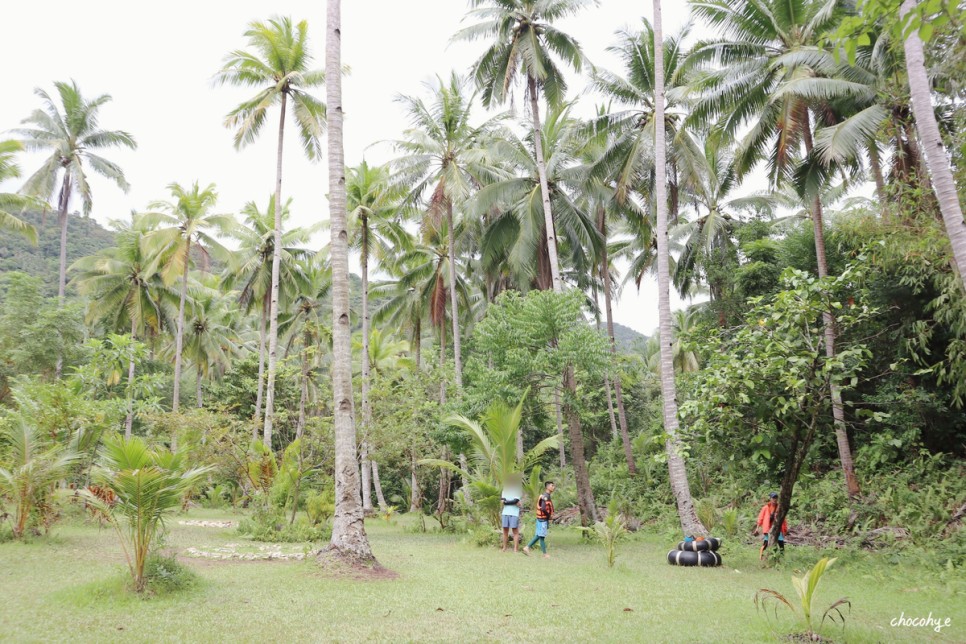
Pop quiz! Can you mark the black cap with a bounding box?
[769,492,778,499]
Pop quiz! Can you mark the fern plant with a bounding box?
[755,557,850,638]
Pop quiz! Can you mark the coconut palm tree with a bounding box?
[687,0,861,500]
[455,0,596,293]
[71,215,172,436]
[215,15,326,449]
[140,182,234,438]
[325,0,373,561]
[13,81,136,303]
[899,0,966,289]
[222,195,315,436]
[0,140,38,243]
[393,72,504,388]
[182,279,241,409]
[654,0,706,537]
[347,160,410,509]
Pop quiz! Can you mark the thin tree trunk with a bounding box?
[436,447,451,516]
[171,237,191,451]
[438,323,446,406]
[262,91,288,450]
[125,318,136,438]
[868,144,888,221]
[296,329,310,440]
[527,75,562,293]
[412,317,421,368]
[554,387,566,468]
[901,0,966,290]
[409,453,421,512]
[254,300,268,440]
[654,0,706,537]
[563,366,597,525]
[597,229,636,472]
[603,374,618,438]
[361,218,373,512]
[196,364,203,408]
[458,452,472,505]
[446,201,464,388]
[325,0,374,561]
[55,172,71,378]
[803,119,862,500]
[371,459,387,510]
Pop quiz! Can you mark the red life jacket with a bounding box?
[536,493,554,520]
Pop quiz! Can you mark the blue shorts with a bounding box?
[762,534,784,543]
[501,514,520,529]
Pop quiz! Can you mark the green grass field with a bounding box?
[0,509,962,643]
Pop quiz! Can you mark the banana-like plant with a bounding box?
[0,421,79,538]
[755,557,850,638]
[421,394,559,526]
[82,436,210,592]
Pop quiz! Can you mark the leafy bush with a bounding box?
[237,504,330,543]
[144,553,199,595]
[305,488,335,526]
[755,557,850,638]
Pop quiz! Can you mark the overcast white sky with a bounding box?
[1,1,708,336]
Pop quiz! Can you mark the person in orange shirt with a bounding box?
[752,492,788,560]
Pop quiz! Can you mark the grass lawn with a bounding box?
[0,508,962,643]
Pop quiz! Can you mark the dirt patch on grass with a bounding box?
[177,520,236,528]
[314,547,399,581]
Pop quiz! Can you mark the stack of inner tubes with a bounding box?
[667,537,722,567]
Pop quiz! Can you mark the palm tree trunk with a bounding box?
[412,317,421,368]
[436,446,451,515]
[458,452,472,505]
[196,364,203,408]
[262,91,288,450]
[654,0,706,537]
[900,0,966,291]
[172,237,191,431]
[554,386,566,468]
[371,458,387,510]
[254,300,268,440]
[527,74,562,293]
[438,323,447,405]
[325,0,374,562]
[803,119,862,500]
[446,201,464,388]
[603,374,618,438]
[868,144,888,220]
[54,172,71,378]
[125,319,137,438]
[361,218,373,512]
[296,330,310,440]
[563,366,597,525]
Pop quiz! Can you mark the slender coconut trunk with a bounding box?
[554,387,566,468]
[438,322,446,405]
[445,201,464,388]
[436,447,451,515]
[262,91,288,450]
[171,237,191,451]
[563,366,597,525]
[803,119,862,501]
[527,75,562,293]
[325,0,374,561]
[254,301,268,440]
[371,459,387,510]
[296,329,310,440]
[900,0,966,290]
[55,172,71,378]
[412,317,421,368]
[196,364,203,408]
[868,144,888,221]
[654,0,706,537]
[361,218,373,512]
[600,230,636,474]
[458,452,472,505]
[592,286,619,438]
[125,319,137,438]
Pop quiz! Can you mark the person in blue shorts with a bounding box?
[500,493,522,552]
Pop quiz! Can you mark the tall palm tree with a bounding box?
[141,182,234,437]
[215,15,326,449]
[393,72,503,389]
[655,0,706,537]
[347,160,410,510]
[182,279,240,409]
[0,141,38,243]
[688,0,862,500]
[325,0,374,561]
[455,0,596,293]
[71,215,172,436]
[899,0,966,290]
[222,196,315,437]
[13,80,136,303]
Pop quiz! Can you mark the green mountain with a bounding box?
[0,210,116,296]
[612,321,648,353]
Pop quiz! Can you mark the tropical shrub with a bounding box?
[755,557,850,638]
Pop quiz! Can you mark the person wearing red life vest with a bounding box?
[753,492,788,560]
